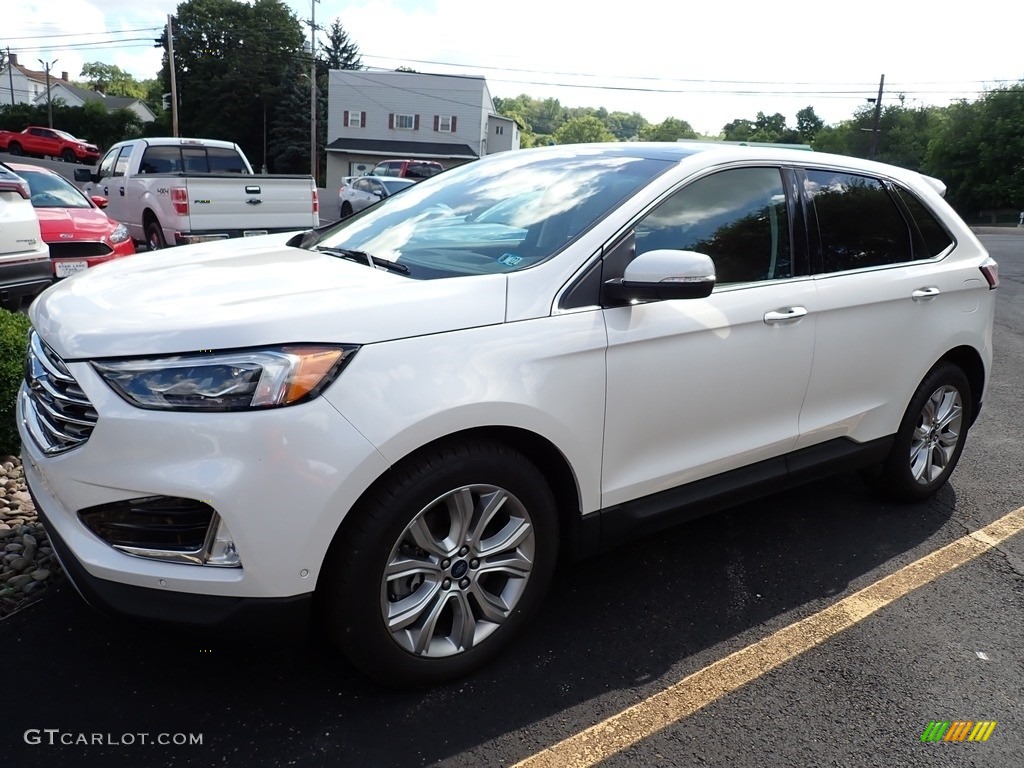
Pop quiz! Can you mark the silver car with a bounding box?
[338,175,415,218]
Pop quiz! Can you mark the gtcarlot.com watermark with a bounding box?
[24,729,203,747]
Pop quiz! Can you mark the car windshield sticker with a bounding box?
[498,253,523,266]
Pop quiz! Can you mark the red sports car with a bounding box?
[7,162,135,278]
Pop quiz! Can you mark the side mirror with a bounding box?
[74,168,97,183]
[604,249,716,304]
[90,195,108,209]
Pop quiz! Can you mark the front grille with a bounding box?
[79,496,216,553]
[22,331,98,454]
[48,241,113,259]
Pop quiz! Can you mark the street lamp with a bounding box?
[38,58,57,128]
[309,0,319,183]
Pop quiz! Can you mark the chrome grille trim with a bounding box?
[22,331,98,454]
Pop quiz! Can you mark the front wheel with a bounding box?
[867,362,972,501]
[61,149,76,163]
[146,221,167,251]
[320,440,559,687]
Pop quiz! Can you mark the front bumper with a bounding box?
[31,490,313,630]
[17,354,391,622]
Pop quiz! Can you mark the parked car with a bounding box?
[0,126,100,164]
[6,162,135,278]
[74,137,319,250]
[20,143,997,688]
[339,175,415,217]
[0,163,52,311]
[371,159,444,180]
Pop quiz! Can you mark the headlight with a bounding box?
[92,345,358,411]
[108,223,130,244]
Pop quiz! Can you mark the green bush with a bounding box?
[0,310,32,457]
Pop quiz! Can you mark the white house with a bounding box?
[0,53,52,106]
[325,70,520,193]
[38,81,157,123]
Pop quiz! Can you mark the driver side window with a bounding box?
[635,167,792,284]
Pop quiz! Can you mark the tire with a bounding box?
[146,220,167,251]
[61,149,75,163]
[340,201,353,218]
[7,142,22,156]
[320,440,559,687]
[867,362,972,502]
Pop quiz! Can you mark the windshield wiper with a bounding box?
[315,247,410,275]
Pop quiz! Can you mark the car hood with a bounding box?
[30,237,508,360]
[35,206,112,241]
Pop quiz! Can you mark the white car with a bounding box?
[0,162,52,311]
[338,175,415,218]
[20,143,997,687]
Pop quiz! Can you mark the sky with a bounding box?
[5,0,1023,135]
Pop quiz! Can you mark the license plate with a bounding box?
[243,229,268,237]
[55,261,88,278]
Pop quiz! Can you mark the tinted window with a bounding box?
[806,170,912,271]
[139,146,181,174]
[634,167,792,284]
[893,187,954,259]
[406,162,441,179]
[207,147,247,173]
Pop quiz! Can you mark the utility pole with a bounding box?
[167,15,179,137]
[38,58,57,128]
[6,47,14,107]
[868,74,884,159]
[309,0,320,183]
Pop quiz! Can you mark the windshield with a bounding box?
[20,169,92,209]
[315,149,671,279]
[381,179,414,195]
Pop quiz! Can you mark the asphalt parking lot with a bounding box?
[1,233,1021,768]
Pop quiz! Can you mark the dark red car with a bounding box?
[8,162,136,278]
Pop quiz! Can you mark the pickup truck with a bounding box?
[74,137,320,249]
[0,126,100,164]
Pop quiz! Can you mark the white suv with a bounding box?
[0,162,52,310]
[19,143,997,687]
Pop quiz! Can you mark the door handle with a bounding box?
[763,306,808,324]
[912,287,940,301]
[119,187,124,196]
[102,186,108,195]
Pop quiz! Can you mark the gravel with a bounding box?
[0,456,62,619]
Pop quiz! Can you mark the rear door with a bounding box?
[795,167,964,448]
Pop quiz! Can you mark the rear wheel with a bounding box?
[146,221,167,251]
[7,142,23,156]
[320,440,559,687]
[866,362,972,501]
[340,201,353,218]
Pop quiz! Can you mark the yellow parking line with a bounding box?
[514,506,1024,768]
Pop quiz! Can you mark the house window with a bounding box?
[435,115,456,132]
[344,110,366,128]
[395,114,416,130]
[495,125,505,135]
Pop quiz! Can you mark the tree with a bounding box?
[267,61,314,173]
[79,62,147,99]
[552,115,615,144]
[157,0,306,165]
[640,117,697,142]
[317,19,362,83]
[795,106,824,142]
[605,111,648,141]
[925,84,1024,213]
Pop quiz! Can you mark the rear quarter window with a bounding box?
[805,169,913,272]
[893,187,955,258]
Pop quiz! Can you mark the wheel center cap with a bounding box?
[451,560,469,579]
